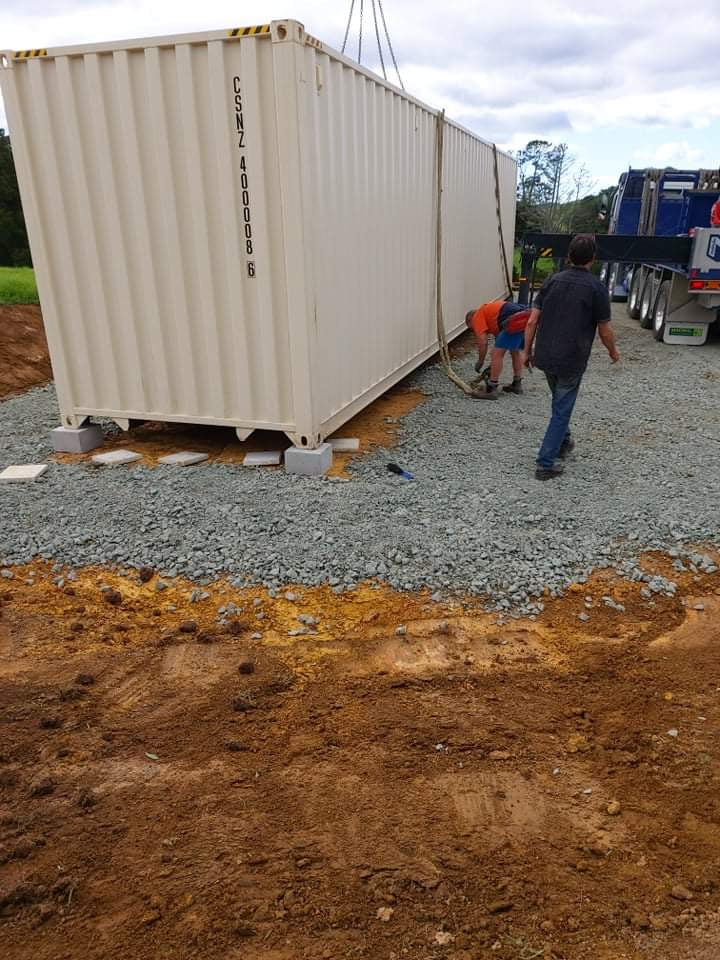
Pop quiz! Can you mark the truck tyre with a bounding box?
[639,276,657,330]
[652,280,671,342]
[627,268,643,319]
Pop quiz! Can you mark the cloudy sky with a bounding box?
[1,0,718,189]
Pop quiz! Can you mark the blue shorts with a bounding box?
[495,329,524,351]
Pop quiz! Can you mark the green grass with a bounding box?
[0,266,39,305]
[513,248,555,284]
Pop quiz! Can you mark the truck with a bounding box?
[601,167,720,345]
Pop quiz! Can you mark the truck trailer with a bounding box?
[603,167,720,345]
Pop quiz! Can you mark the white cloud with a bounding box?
[632,141,706,169]
[1,0,719,181]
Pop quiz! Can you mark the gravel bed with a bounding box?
[2,308,720,612]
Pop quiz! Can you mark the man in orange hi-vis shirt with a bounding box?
[466,299,531,399]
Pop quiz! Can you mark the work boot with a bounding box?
[472,380,499,400]
[535,463,564,481]
[502,378,524,395]
[558,438,576,459]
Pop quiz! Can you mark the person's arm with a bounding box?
[593,283,618,362]
[598,321,620,362]
[523,308,540,367]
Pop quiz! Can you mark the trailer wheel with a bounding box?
[652,280,671,342]
[608,263,626,302]
[627,268,644,320]
[639,276,657,329]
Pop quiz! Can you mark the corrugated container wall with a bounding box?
[0,20,516,448]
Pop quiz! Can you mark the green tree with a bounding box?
[0,129,31,266]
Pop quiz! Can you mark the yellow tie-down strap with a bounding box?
[13,49,47,59]
[227,25,271,38]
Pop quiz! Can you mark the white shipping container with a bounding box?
[1,20,516,449]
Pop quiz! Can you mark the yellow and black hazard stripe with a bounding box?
[13,49,47,59]
[227,25,270,38]
[539,247,553,258]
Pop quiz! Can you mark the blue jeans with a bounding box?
[537,372,582,468]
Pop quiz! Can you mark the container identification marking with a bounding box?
[232,76,256,279]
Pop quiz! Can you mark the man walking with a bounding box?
[523,234,620,480]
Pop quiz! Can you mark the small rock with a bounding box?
[196,632,215,644]
[138,566,155,583]
[578,612,590,622]
[238,661,255,675]
[232,692,256,712]
[1,570,14,580]
[693,603,705,611]
[434,931,454,945]
[155,580,168,592]
[582,788,593,795]
[395,625,407,637]
[487,900,513,914]
[178,620,198,634]
[284,592,297,602]
[436,620,450,634]
[78,788,96,808]
[607,800,622,816]
[225,741,247,753]
[75,673,95,686]
[251,633,262,641]
[29,776,54,797]
[670,884,693,901]
[488,750,511,761]
[376,906,394,922]
[667,728,679,738]
[103,589,122,606]
[141,909,161,925]
[39,716,62,730]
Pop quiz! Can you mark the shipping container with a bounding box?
[0,20,516,449]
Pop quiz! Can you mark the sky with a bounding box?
[1,0,719,191]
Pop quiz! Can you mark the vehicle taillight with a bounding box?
[689,280,705,290]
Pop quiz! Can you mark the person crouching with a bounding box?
[466,301,531,400]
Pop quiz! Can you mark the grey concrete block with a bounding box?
[329,437,360,452]
[158,451,209,466]
[51,425,104,453]
[244,451,283,466]
[0,464,48,482]
[284,442,332,476]
[91,449,142,466]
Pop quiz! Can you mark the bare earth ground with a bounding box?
[2,557,720,960]
[0,306,51,399]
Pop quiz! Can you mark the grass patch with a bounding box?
[513,248,556,284]
[0,267,39,305]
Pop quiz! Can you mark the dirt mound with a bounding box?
[0,305,51,399]
[1,557,720,959]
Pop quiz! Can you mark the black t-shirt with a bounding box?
[533,267,611,376]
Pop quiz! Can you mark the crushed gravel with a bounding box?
[1,308,720,613]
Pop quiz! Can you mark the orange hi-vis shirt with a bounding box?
[711,200,720,227]
[470,300,504,338]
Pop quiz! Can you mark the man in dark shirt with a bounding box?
[523,234,619,480]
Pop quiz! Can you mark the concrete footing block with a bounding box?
[51,425,104,453]
[284,442,333,476]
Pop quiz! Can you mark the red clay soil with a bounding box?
[2,557,720,959]
[0,305,52,399]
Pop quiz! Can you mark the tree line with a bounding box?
[0,129,31,266]
[513,139,616,238]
